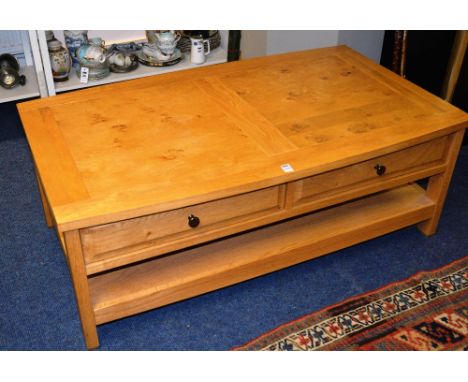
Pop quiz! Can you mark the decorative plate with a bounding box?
[137,49,183,67]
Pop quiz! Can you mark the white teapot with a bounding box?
[154,30,181,57]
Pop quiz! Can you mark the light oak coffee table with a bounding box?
[18,46,467,349]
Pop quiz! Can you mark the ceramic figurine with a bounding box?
[75,37,110,81]
[48,39,71,82]
[0,53,26,89]
[64,30,88,68]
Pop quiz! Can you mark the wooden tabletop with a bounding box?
[18,46,468,231]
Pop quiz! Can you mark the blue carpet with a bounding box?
[0,101,467,350]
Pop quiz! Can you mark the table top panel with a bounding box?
[18,46,468,230]
[50,81,269,197]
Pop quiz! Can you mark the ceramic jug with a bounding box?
[190,35,210,65]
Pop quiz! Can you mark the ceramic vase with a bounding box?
[48,40,71,82]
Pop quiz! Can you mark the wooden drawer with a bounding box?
[289,136,448,208]
[81,185,284,272]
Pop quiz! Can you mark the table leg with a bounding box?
[35,171,54,228]
[64,230,100,350]
[418,129,465,236]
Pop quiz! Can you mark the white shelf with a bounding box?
[0,65,40,103]
[54,47,228,93]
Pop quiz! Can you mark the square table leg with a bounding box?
[64,230,100,350]
[418,129,465,236]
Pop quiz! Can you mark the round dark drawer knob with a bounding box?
[188,214,200,228]
[374,164,386,176]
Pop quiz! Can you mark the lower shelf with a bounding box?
[89,184,434,325]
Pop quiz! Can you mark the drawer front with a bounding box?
[290,136,447,207]
[81,185,284,266]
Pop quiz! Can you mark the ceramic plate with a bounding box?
[137,49,183,67]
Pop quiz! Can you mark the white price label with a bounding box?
[280,163,294,173]
[80,67,89,84]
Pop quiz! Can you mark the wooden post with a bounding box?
[418,129,465,236]
[64,230,99,350]
[441,30,468,102]
[227,30,241,62]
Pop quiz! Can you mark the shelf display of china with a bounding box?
[47,40,71,82]
[64,30,88,69]
[0,53,26,89]
[75,37,110,81]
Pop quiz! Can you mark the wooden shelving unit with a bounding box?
[89,184,434,325]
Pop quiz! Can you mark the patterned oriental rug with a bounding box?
[234,256,468,350]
